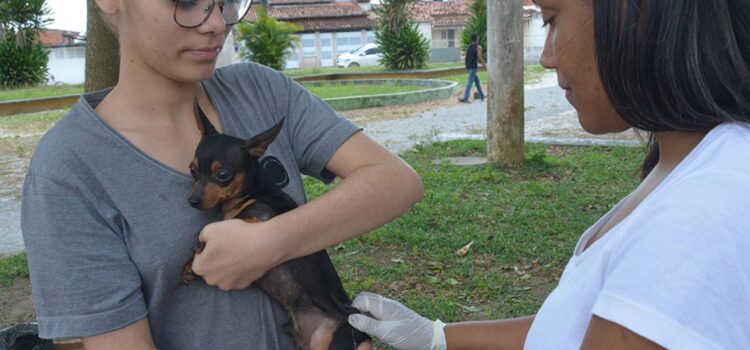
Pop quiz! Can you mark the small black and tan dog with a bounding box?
[181,100,370,350]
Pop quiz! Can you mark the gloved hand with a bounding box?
[348,292,447,350]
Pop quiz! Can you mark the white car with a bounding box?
[336,43,382,68]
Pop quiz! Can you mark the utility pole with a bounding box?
[486,0,524,165]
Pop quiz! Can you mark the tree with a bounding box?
[460,0,487,61]
[84,0,119,92]
[486,0,524,165]
[374,0,430,70]
[235,7,301,71]
[0,0,50,88]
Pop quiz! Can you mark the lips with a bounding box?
[186,46,222,60]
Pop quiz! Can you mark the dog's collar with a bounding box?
[222,196,257,220]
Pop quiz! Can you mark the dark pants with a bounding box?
[463,68,485,100]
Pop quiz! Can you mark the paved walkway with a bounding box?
[362,72,641,154]
[0,72,643,256]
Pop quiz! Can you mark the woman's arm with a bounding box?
[444,317,534,350]
[82,318,157,350]
[191,132,423,290]
[349,292,534,350]
[580,316,664,350]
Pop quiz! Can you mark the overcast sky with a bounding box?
[46,0,87,33]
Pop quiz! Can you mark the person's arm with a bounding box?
[191,132,423,290]
[580,316,664,350]
[444,317,534,350]
[477,45,487,68]
[348,292,533,350]
[82,318,157,350]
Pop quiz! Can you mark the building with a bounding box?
[39,29,86,85]
[246,0,377,69]
[242,0,547,69]
[407,0,471,62]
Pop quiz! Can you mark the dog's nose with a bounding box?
[188,196,201,208]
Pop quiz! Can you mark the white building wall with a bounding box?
[46,45,85,85]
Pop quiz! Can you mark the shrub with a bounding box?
[374,0,430,70]
[0,0,50,88]
[236,7,302,71]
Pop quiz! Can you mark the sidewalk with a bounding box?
[361,72,642,154]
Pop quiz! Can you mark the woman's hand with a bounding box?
[348,292,447,350]
[190,219,285,291]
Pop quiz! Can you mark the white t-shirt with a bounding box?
[525,123,750,350]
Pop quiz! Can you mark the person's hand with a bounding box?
[191,219,285,291]
[348,292,447,350]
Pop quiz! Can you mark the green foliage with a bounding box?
[374,0,430,70]
[460,0,487,61]
[0,253,28,287]
[0,0,50,88]
[236,7,302,71]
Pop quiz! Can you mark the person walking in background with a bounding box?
[459,33,486,103]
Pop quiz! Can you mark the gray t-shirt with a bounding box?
[21,62,361,349]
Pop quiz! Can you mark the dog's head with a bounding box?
[188,98,283,211]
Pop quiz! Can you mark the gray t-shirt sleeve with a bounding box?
[21,173,147,339]
[251,64,362,183]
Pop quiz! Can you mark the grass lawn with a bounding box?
[0,140,644,324]
[0,85,83,102]
[302,82,427,99]
[0,64,550,104]
[0,253,27,287]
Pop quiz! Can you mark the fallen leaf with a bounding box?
[456,240,475,257]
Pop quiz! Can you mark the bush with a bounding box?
[236,7,302,71]
[0,0,50,88]
[0,40,48,88]
[374,0,430,70]
[460,0,487,61]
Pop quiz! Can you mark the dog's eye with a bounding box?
[216,169,232,182]
[189,166,198,179]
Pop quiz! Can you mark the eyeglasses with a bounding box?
[173,0,253,28]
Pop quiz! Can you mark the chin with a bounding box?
[577,109,631,135]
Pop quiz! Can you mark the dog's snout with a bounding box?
[188,196,201,208]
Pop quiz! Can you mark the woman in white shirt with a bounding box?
[347,0,750,349]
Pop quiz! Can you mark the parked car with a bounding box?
[336,43,382,68]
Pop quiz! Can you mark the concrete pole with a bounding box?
[486,0,524,165]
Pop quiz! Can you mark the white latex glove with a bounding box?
[348,292,447,350]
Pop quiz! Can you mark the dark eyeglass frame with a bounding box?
[172,0,254,29]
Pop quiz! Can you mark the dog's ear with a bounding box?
[246,118,284,157]
[193,97,218,136]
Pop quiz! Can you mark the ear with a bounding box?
[193,97,218,136]
[246,118,285,157]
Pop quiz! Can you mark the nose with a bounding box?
[198,1,228,33]
[539,29,555,69]
[188,195,202,209]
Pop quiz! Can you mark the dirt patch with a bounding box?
[0,277,35,328]
[341,93,463,126]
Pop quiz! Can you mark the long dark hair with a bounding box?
[593,0,750,178]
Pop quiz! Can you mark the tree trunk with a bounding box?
[486,0,524,165]
[84,0,119,92]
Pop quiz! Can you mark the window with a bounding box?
[441,29,456,48]
[302,33,316,58]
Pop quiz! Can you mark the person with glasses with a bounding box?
[21,1,420,349]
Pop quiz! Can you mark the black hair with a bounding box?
[593,0,750,178]
[471,33,478,42]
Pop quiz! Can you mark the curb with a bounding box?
[310,79,458,111]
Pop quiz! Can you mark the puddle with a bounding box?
[0,154,27,256]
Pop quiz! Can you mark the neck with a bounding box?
[104,53,207,125]
[653,129,710,170]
